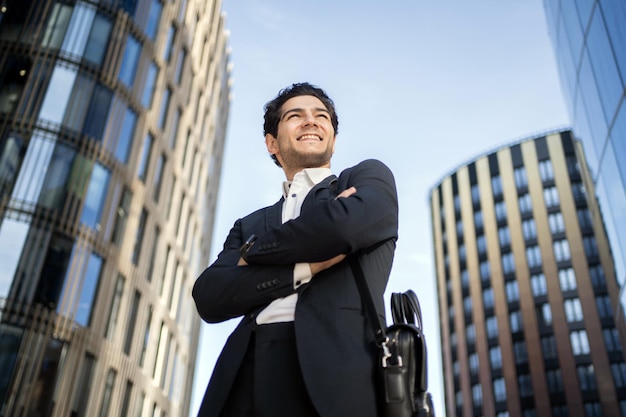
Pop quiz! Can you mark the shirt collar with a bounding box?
[282,167,333,198]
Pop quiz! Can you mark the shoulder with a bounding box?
[339,159,395,182]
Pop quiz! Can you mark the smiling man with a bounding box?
[193,83,399,417]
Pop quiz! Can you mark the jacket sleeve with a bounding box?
[243,159,399,265]
[192,217,297,323]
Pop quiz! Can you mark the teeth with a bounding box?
[299,135,320,140]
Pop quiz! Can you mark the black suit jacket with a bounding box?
[193,159,399,417]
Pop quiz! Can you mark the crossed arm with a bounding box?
[193,160,398,323]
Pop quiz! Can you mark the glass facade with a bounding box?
[431,131,626,416]
[544,0,626,324]
[0,0,231,416]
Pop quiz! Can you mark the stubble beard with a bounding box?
[281,146,333,170]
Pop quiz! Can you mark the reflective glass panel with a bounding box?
[0,219,29,299]
[75,252,103,326]
[118,35,141,88]
[38,65,77,124]
[599,0,626,82]
[80,163,111,229]
[115,107,137,162]
[84,14,112,65]
[141,62,158,108]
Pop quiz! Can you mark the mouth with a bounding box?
[297,134,322,141]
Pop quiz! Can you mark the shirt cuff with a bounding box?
[293,263,313,289]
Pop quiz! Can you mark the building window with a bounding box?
[553,240,571,262]
[80,163,111,230]
[174,48,186,85]
[464,295,472,317]
[537,303,552,326]
[518,373,533,397]
[596,295,613,319]
[541,335,558,360]
[510,310,523,333]
[498,226,511,246]
[474,210,483,230]
[98,368,117,417]
[471,183,480,205]
[141,62,158,108]
[132,209,148,265]
[578,364,597,391]
[461,269,469,290]
[454,194,461,213]
[519,193,532,214]
[480,260,490,282]
[514,166,527,189]
[459,244,466,262]
[564,298,583,322]
[506,280,519,302]
[145,0,163,40]
[139,306,153,367]
[486,316,498,339]
[124,290,140,355]
[584,402,602,417]
[490,346,502,370]
[583,236,599,258]
[469,352,479,374]
[492,175,503,198]
[71,354,96,416]
[483,287,494,310]
[604,328,622,353]
[493,377,506,402]
[570,330,590,356]
[466,324,476,346]
[83,14,113,65]
[162,25,175,62]
[118,35,141,88]
[472,383,482,407]
[530,273,547,296]
[115,107,138,163]
[612,363,626,388]
[577,208,593,230]
[546,368,563,393]
[548,212,565,234]
[157,87,171,129]
[526,245,542,268]
[514,341,528,364]
[477,234,487,255]
[121,380,133,417]
[543,186,560,208]
[74,252,104,326]
[522,218,537,240]
[502,252,515,275]
[495,200,507,222]
[571,182,586,204]
[456,219,463,238]
[539,159,554,182]
[589,264,605,287]
[137,134,153,182]
[558,267,577,291]
[111,187,132,245]
[104,274,125,340]
[41,3,73,49]
[153,153,165,202]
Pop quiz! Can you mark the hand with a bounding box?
[309,254,346,275]
[335,186,356,199]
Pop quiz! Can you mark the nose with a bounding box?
[303,112,318,126]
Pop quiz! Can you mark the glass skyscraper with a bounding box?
[543,0,626,325]
[431,130,626,416]
[0,0,231,416]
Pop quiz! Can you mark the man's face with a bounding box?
[265,95,336,177]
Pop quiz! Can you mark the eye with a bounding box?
[316,113,329,119]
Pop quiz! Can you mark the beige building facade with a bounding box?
[431,130,626,416]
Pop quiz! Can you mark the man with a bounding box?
[193,82,398,417]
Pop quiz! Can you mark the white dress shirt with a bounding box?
[255,167,333,324]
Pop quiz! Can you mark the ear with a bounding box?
[331,135,337,154]
[265,133,278,155]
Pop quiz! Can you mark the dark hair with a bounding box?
[263,83,339,166]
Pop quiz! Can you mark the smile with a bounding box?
[297,134,322,141]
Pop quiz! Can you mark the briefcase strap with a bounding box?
[349,256,388,347]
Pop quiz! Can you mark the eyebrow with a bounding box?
[281,107,330,120]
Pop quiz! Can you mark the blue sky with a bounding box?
[190,1,570,414]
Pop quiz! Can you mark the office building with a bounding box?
[543,0,626,325]
[0,0,231,416]
[431,130,626,416]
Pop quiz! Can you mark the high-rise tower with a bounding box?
[431,130,626,416]
[0,0,231,416]
[543,0,626,325]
